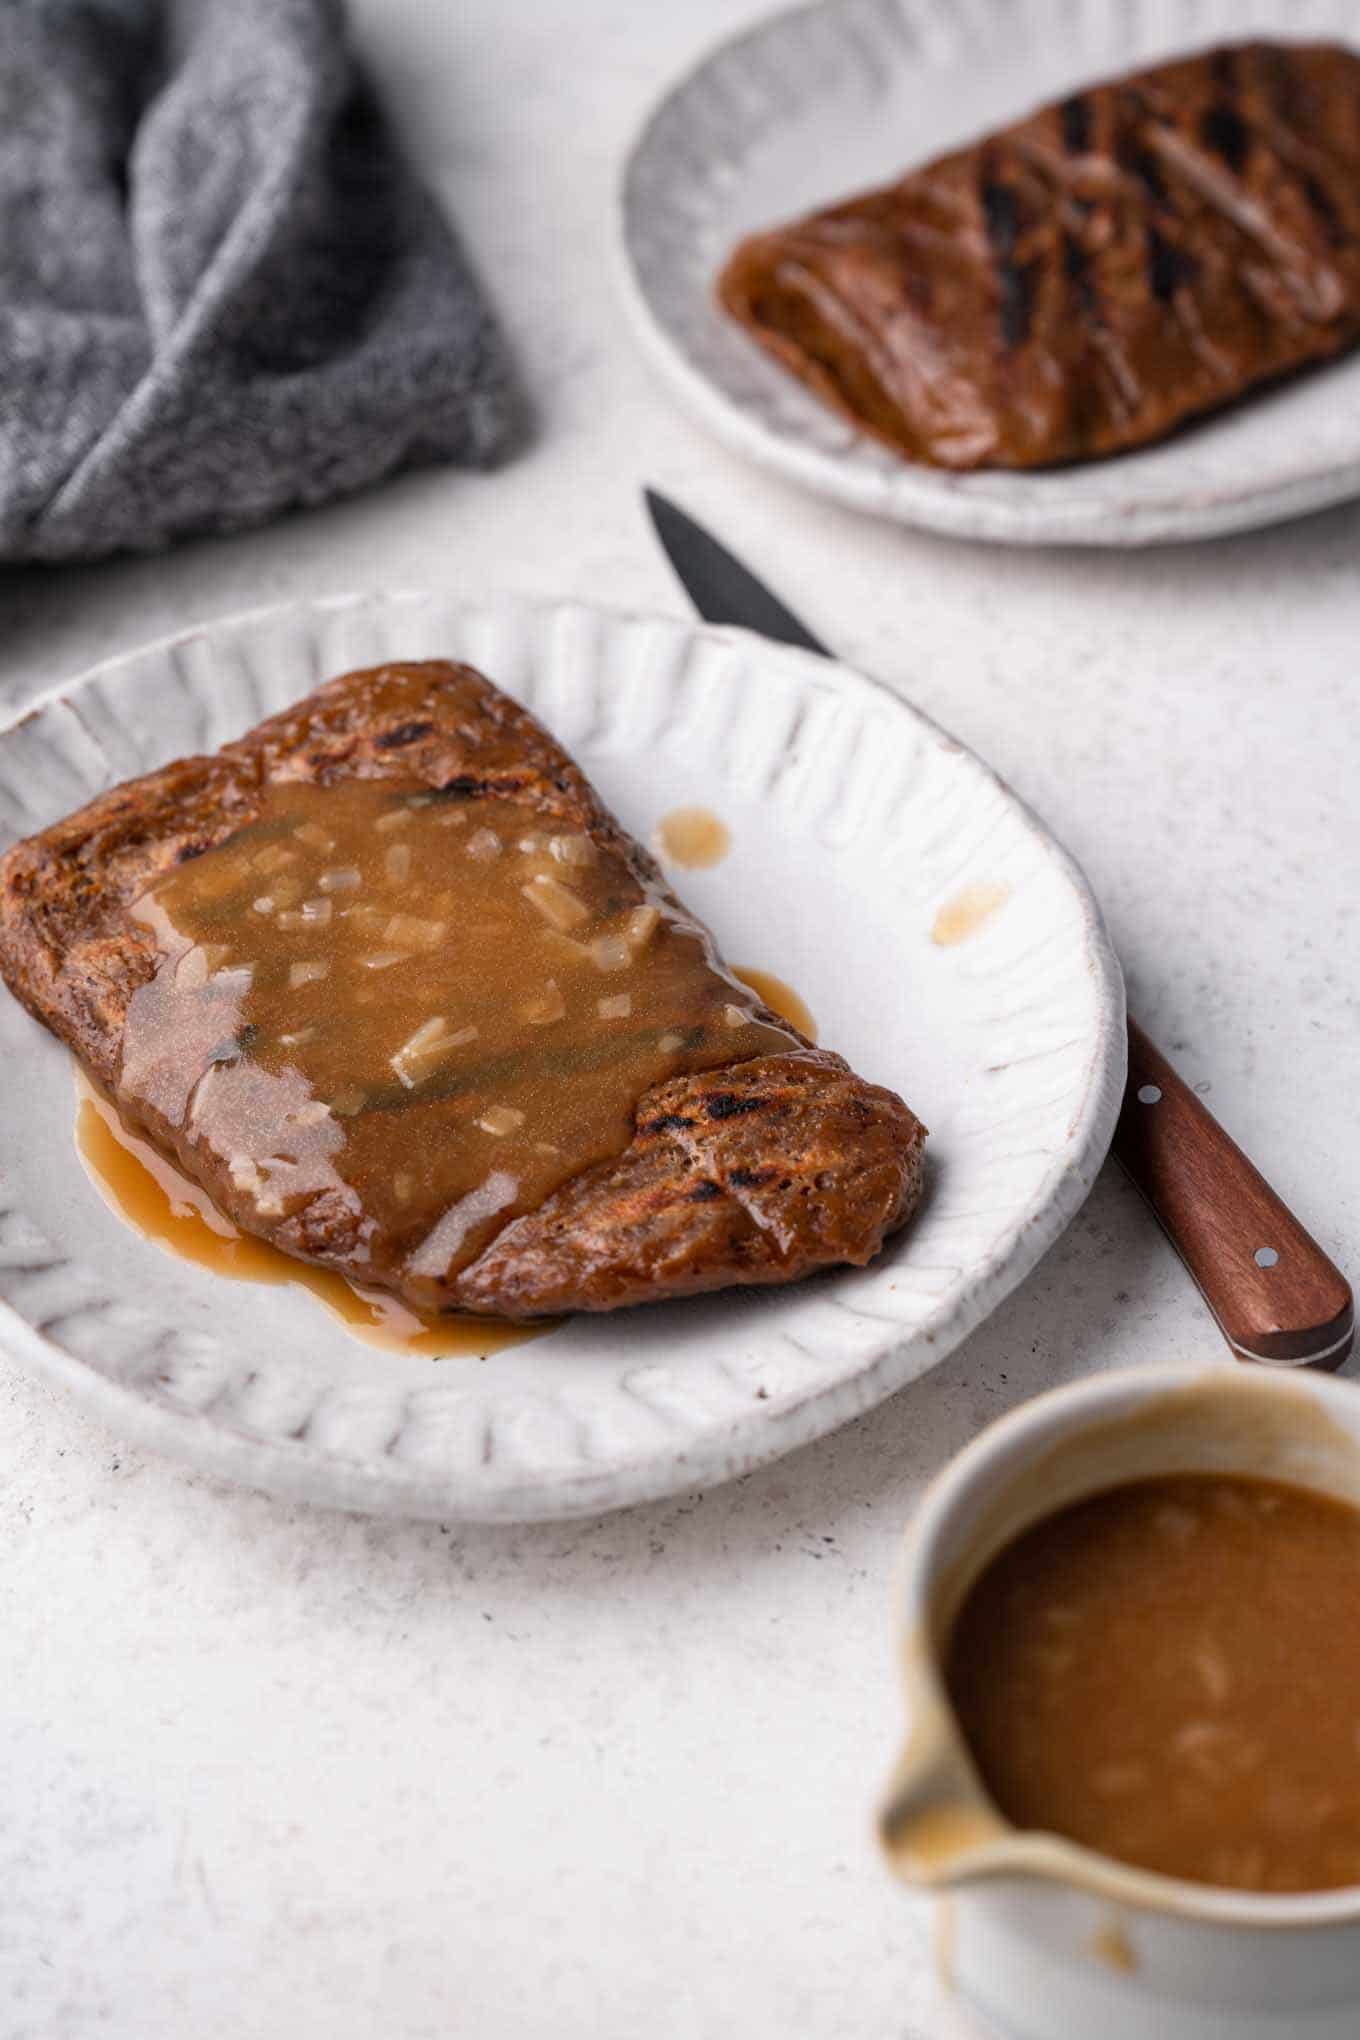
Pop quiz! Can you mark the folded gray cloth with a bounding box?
[1,0,517,563]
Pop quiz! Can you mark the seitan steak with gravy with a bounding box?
[718,41,1360,471]
[0,660,925,1319]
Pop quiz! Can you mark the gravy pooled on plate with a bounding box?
[946,1474,1360,1892]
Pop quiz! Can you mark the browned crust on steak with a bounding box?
[0,661,926,1317]
[718,41,1360,471]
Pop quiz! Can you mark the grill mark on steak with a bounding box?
[980,173,1035,349]
[375,720,435,749]
[1060,94,1092,153]
[1201,101,1251,175]
[1115,107,1172,210]
[704,1091,767,1121]
[1146,225,1194,303]
[1299,168,1348,249]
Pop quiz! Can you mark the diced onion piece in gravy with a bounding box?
[280,1025,318,1048]
[591,932,631,971]
[522,980,566,1026]
[293,822,335,851]
[658,1031,686,1053]
[434,809,467,829]
[253,895,276,916]
[318,865,361,893]
[384,842,413,884]
[289,959,330,988]
[360,950,410,972]
[395,1017,450,1055]
[389,1017,478,1088]
[328,1084,367,1117]
[465,828,501,861]
[549,834,595,869]
[253,843,299,875]
[477,1104,526,1136]
[300,896,333,925]
[598,993,631,1020]
[393,1171,416,1204]
[522,875,589,932]
[626,904,660,951]
[723,1003,747,1027]
[382,913,447,952]
[374,808,413,833]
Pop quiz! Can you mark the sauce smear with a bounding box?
[947,1473,1360,1892]
[74,1074,541,1358]
[653,806,731,869]
[931,882,1009,947]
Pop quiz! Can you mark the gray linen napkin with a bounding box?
[0,0,516,563]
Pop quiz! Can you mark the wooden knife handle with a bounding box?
[1114,1019,1354,1370]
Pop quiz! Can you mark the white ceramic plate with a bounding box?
[0,592,1123,1519]
[619,0,1360,548]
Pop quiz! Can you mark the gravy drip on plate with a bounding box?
[732,966,816,1043]
[118,781,800,1308]
[74,1073,542,1357]
[946,1473,1360,1892]
[654,805,731,869]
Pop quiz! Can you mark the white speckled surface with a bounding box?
[0,3,1356,2036]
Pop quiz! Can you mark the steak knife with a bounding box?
[645,488,1354,1372]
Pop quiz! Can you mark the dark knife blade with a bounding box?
[644,488,830,658]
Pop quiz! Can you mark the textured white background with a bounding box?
[1,3,1356,2036]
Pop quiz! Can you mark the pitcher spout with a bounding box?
[879,1700,1015,1886]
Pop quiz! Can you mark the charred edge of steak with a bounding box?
[450,1052,928,1317]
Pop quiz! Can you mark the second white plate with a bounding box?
[0,592,1123,1519]
[620,0,1360,547]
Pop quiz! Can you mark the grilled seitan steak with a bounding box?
[718,41,1360,470]
[0,661,925,1318]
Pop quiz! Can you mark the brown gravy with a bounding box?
[653,805,731,869]
[946,1473,1360,1892]
[75,1075,540,1358]
[119,780,800,1308]
[732,966,816,1043]
[930,883,1009,947]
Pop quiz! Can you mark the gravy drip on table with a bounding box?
[946,1473,1360,1892]
[74,1075,541,1357]
[118,781,800,1306]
